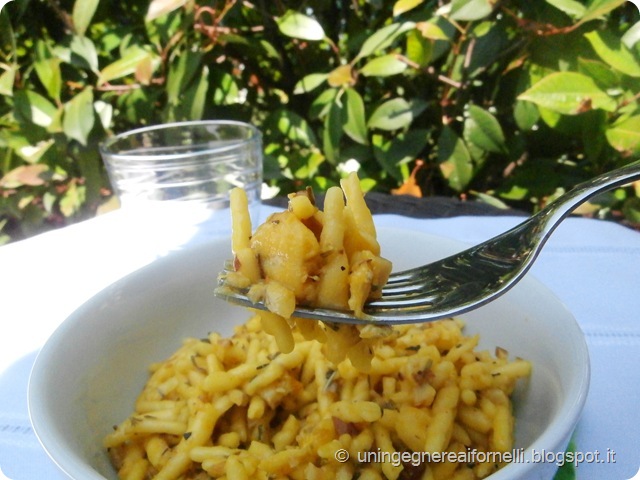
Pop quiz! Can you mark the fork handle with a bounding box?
[484,159,640,264]
[501,159,640,262]
[541,159,640,227]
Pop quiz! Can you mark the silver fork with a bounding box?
[215,160,640,325]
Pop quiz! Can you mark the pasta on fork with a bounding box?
[223,172,393,370]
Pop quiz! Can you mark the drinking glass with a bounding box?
[100,120,262,230]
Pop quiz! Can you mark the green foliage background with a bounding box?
[1,0,640,244]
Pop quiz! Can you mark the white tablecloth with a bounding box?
[1,205,639,479]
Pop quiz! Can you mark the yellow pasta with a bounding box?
[224,172,392,371]
[106,175,532,480]
[106,316,531,480]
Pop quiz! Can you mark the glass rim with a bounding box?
[99,120,262,163]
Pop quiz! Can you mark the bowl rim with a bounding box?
[28,229,590,480]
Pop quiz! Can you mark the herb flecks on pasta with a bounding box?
[105,316,532,480]
[225,172,393,369]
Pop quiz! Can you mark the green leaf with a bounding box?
[310,88,339,119]
[450,0,493,21]
[360,54,408,77]
[577,0,626,25]
[75,146,103,208]
[47,108,64,134]
[273,109,319,147]
[372,129,428,181]
[0,66,16,97]
[146,0,187,22]
[211,70,240,105]
[368,98,427,131]
[518,72,617,115]
[60,181,86,217]
[406,30,432,67]
[581,110,606,162]
[70,35,100,73]
[438,126,473,192]
[323,99,343,164]
[13,138,53,164]
[472,191,510,210]
[464,105,506,154]
[293,151,325,179]
[0,8,14,48]
[393,0,425,16]
[585,30,640,77]
[343,89,368,145]
[545,0,586,18]
[63,87,94,145]
[416,21,450,41]
[72,0,99,37]
[98,46,152,85]
[499,184,530,201]
[294,73,328,94]
[185,65,209,120]
[0,225,9,246]
[605,115,640,154]
[34,58,62,102]
[277,10,325,41]
[258,39,282,61]
[14,90,59,128]
[167,49,203,103]
[513,100,540,131]
[94,100,113,130]
[430,17,457,62]
[622,21,640,49]
[462,20,509,77]
[577,58,621,89]
[356,22,415,60]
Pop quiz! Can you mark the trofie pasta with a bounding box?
[105,175,532,480]
[224,172,393,370]
[105,317,531,480]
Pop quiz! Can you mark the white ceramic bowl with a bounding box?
[28,229,590,480]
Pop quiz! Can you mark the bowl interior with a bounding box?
[28,229,589,480]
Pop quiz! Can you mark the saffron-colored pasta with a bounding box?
[105,316,531,479]
[225,172,393,371]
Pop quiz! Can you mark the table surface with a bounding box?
[1,197,639,480]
